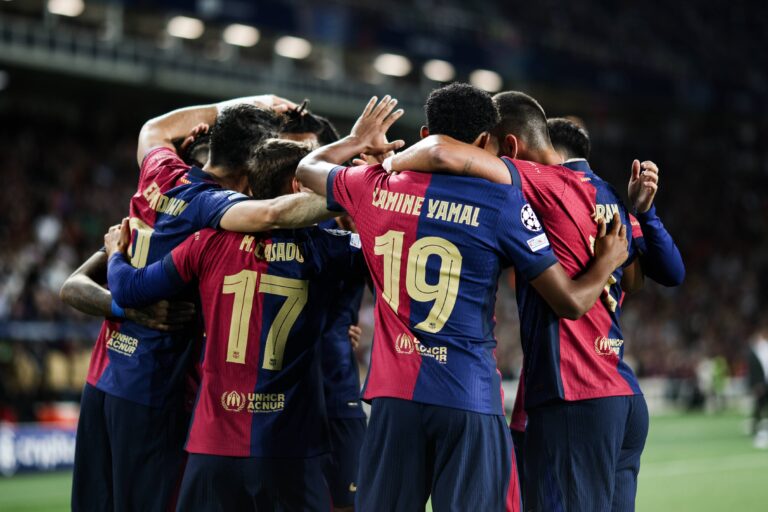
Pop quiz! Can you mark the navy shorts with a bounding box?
[177,453,331,512]
[71,383,189,512]
[324,417,366,508]
[524,394,649,512]
[357,397,514,512]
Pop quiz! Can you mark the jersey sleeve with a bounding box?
[327,164,384,215]
[139,147,189,182]
[496,187,558,280]
[192,189,251,229]
[107,252,188,308]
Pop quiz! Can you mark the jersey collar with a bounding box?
[561,158,592,174]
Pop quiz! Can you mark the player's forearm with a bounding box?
[297,135,369,195]
[390,135,511,185]
[219,192,335,232]
[108,254,181,309]
[636,206,685,286]
[566,256,621,317]
[60,251,112,317]
[137,105,218,163]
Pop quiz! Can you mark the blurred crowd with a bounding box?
[0,96,766,420]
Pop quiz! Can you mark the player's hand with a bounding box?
[179,123,209,153]
[348,324,362,350]
[350,95,405,158]
[104,218,131,260]
[125,300,196,332]
[250,94,299,113]
[628,159,659,213]
[594,213,628,270]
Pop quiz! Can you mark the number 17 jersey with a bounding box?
[328,164,558,415]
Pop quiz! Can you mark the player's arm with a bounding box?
[530,215,629,319]
[103,220,189,309]
[296,95,405,195]
[136,94,297,165]
[387,134,512,184]
[623,160,685,291]
[59,249,195,330]
[218,191,336,232]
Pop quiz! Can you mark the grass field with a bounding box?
[0,413,766,511]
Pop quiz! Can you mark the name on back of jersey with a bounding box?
[239,235,305,263]
[371,188,481,227]
[143,181,189,217]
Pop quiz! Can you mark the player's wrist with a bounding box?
[635,204,657,220]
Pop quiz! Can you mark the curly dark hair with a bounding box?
[547,117,591,160]
[424,83,499,144]
[248,138,313,200]
[208,104,283,174]
[282,101,341,146]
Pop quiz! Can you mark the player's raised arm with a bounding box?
[529,214,629,319]
[387,134,512,184]
[136,94,298,165]
[296,95,405,195]
[624,159,685,289]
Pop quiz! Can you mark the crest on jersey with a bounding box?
[221,391,246,412]
[520,204,542,232]
[395,333,415,354]
[594,336,624,356]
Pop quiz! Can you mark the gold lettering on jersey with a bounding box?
[221,391,286,413]
[594,336,624,356]
[143,181,189,217]
[372,188,425,216]
[239,235,304,263]
[105,327,139,356]
[426,199,481,227]
[594,203,620,224]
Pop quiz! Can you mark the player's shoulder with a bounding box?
[140,147,188,177]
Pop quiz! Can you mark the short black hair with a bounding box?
[249,138,313,200]
[282,103,340,146]
[208,104,283,174]
[179,133,210,168]
[492,91,551,150]
[547,117,591,160]
[425,83,499,144]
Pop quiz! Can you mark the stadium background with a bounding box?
[0,0,766,510]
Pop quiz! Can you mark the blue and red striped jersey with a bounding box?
[504,157,642,409]
[164,227,359,457]
[328,164,558,416]
[86,147,249,407]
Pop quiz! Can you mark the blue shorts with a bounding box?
[177,453,331,512]
[524,394,649,512]
[357,397,514,512]
[71,383,189,512]
[324,417,366,508]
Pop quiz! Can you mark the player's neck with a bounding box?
[204,164,249,194]
[529,147,563,166]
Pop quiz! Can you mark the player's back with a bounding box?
[329,164,556,415]
[173,226,357,457]
[87,147,248,407]
[502,157,641,408]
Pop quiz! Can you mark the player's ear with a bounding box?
[420,126,429,139]
[504,134,520,159]
[290,176,301,194]
[473,132,490,149]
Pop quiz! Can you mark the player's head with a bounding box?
[281,101,341,146]
[547,117,591,161]
[249,138,314,200]
[423,83,499,149]
[208,104,283,175]
[179,133,210,168]
[491,91,553,160]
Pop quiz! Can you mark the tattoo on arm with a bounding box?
[461,157,474,175]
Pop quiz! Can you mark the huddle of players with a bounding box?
[61,82,683,512]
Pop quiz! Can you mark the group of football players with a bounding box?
[61,81,684,512]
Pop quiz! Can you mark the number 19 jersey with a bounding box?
[327,164,558,415]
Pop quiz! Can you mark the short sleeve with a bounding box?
[327,164,383,215]
[170,229,217,282]
[194,188,251,229]
[496,188,558,280]
[139,147,188,182]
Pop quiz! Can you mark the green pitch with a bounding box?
[0,413,766,511]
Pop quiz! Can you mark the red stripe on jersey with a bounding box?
[185,234,271,456]
[357,172,433,402]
